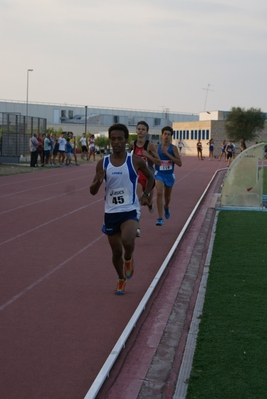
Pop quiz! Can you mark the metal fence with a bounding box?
[0,112,47,157]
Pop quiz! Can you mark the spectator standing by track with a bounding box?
[226,140,234,167]
[197,140,204,160]
[52,137,59,165]
[218,140,227,161]
[65,138,72,166]
[69,132,79,166]
[43,133,52,166]
[207,138,214,160]
[88,134,96,161]
[29,133,39,167]
[178,139,184,155]
[58,132,66,165]
[79,133,88,160]
[36,133,43,166]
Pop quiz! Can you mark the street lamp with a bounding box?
[26,69,33,118]
[85,105,88,134]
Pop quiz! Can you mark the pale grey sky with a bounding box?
[1,0,266,114]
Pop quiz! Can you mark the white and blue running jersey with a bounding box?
[103,153,140,214]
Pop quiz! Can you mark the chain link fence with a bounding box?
[0,112,47,159]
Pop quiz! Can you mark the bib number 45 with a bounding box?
[112,195,124,205]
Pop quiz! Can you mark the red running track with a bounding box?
[0,157,225,399]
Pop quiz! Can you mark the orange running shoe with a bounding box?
[124,257,134,279]
[115,279,127,295]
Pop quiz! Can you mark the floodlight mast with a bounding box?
[26,69,34,118]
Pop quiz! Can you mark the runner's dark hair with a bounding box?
[108,123,129,139]
[136,121,149,132]
[161,126,173,136]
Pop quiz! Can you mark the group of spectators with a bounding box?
[79,133,96,161]
[29,131,79,167]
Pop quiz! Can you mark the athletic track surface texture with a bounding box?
[0,156,226,399]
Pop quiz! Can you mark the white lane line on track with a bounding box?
[0,186,90,215]
[0,234,104,313]
[0,163,204,240]
[0,166,93,187]
[0,161,200,195]
[0,166,198,215]
[0,198,102,247]
[0,174,91,198]
[0,166,195,214]
[175,163,205,182]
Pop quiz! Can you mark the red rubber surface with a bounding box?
[0,158,225,398]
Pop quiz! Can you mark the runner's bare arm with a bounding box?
[90,160,105,195]
[129,140,134,151]
[133,156,154,205]
[143,143,161,166]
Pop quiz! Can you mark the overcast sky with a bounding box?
[1,0,266,114]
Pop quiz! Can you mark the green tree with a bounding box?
[129,133,137,143]
[95,136,110,149]
[46,127,63,137]
[225,107,266,144]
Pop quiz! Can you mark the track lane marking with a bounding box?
[0,234,105,312]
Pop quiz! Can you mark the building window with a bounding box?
[198,130,201,140]
[151,134,160,143]
[183,130,186,139]
[191,130,194,140]
[194,130,198,140]
[154,118,161,126]
[206,130,209,140]
[202,130,205,139]
[186,130,189,139]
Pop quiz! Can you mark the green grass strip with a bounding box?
[186,211,267,399]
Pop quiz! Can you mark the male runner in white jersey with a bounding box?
[90,123,154,295]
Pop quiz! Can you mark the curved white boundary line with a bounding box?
[84,168,226,399]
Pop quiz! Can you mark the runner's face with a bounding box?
[110,130,126,153]
[162,131,172,144]
[136,124,147,138]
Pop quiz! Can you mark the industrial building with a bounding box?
[0,100,266,161]
[0,100,198,137]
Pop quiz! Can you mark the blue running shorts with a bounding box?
[154,172,175,187]
[102,210,139,236]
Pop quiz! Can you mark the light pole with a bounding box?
[85,105,88,134]
[26,69,33,118]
